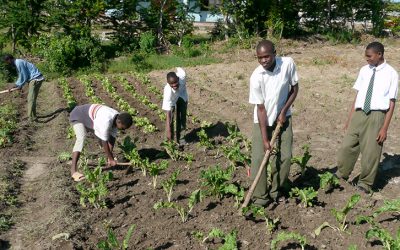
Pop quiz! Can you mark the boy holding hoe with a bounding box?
[249,40,299,206]
[69,104,133,181]
[162,67,188,146]
[336,42,398,194]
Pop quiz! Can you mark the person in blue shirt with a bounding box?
[3,54,45,122]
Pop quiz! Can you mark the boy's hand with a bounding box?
[376,128,387,145]
[263,139,271,152]
[108,158,117,167]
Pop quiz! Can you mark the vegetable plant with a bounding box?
[220,143,250,168]
[97,224,136,250]
[76,161,113,208]
[291,144,312,176]
[148,160,169,188]
[58,151,72,162]
[200,228,238,250]
[154,189,204,222]
[331,194,361,231]
[319,172,340,192]
[242,205,280,233]
[161,169,181,202]
[366,226,400,250]
[197,128,215,150]
[289,187,318,207]
[271,231,307,250]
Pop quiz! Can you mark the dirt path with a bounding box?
[1,81,78,250]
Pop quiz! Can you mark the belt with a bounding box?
[355,108,387,113]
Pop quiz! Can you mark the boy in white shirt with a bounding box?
[162,67,188,145]
[336,42,398,194]
[69,104,133,181]
[249,40,299,206]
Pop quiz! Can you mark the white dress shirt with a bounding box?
[162,67,188,111]
[249,57,299,125]
[353,61,398,111]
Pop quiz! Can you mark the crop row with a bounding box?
[0,104,18,147]
[58,78,77,111]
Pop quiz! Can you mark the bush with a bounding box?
[139,31,156,54]
[34,34,105,74]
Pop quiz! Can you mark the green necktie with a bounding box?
[363,68,376,114]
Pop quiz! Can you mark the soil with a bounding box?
[1,40,400,250]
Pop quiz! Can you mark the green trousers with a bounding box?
[169,97,187,142]
[250,117,293,204]
[337,110,385,190]
[27,79,43,121]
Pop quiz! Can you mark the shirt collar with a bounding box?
[260,57,282,74]
[369,60,387,71]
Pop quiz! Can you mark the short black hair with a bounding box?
[366,42,384,55]
[3,54,14,62]
[256,40,275,54]
[167,72,178,82]
[117,112,133,128]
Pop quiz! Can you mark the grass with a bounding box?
[107,53,221,73]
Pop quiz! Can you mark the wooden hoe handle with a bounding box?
[0,88,18,94]
[240,122,283,210]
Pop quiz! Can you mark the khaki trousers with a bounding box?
[250,117,293,203]
[337,110,385,189]
[27,79,43,120]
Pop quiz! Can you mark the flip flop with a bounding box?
[72,172,85,182]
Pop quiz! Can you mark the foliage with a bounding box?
[197,128,215,150]
[161,169,181,202]
[97,224,136,250]
[139,31,156,54]
[242,205,280,233]
[148,160,169,189]
[271,231,307,250]
[366,226,400,250]
[58,78,77,111]
[289,187,318,207]
[331,194,361,231]
[160,140,192,162]
[0,214,13,232]
[291,144,312,176]
[220,143,250,168]
[154,189,204,222]
[319,172,340,192]
[373,198,400,217]
[58,152,72,162]
[0,104,18,147]
[201,228,238,250]
[76,161,113,208]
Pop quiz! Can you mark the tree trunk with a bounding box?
[157,0,168,47]
[11,24,16,53]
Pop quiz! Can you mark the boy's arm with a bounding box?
[165,110,172,140]
[102,139,116,166]
[344,94,357,131]
[108,136,115,152]
[257,104,271,152]
[277,84,299,124]
[376,99,395,144]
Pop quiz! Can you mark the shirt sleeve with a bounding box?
[249,72,264,105]
[176,67,186,81]
[94,124,111,141]
[289,58,299,86]
[162,85,173,111]
[353,68,364,91]
[15,60,29,88]
[388,70,399,100]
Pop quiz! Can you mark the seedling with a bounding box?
[66,126,74,139]
[201,228,238,249]
[291,144,312,176]
[161,140,181,161]
[58,151,72,162]
[319,172,340,192]
[97,224,136,250]
[76,161,113,208]
[289,187,318,207]
[366,226,400,250]
[154,189,204,222]
[373,198,400,217]
[161,170,181,202]
[242,205,280,233]
[197,128,215,150]
[220,143,250,168]
[148,160,169,188]
[200,165,233,199]
[271,231,307,250]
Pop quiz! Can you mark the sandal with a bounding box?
[72,172,85,182]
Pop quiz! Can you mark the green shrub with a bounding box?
[139,31,156,54]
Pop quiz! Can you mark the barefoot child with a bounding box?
[162,67,188,146]
[69,104,133,181]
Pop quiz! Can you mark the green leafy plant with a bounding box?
[161,170,181,202]
[0,104,18,147]
[58,151,72,162]
[373,198,400,217]
[97,224,136,250]
[154,189,204,222]
[197,128,215,150]
[200,165,232,198]
[289,187,318,207]
[331,194,361,231]
[242,205,280,233]
[58,78,77,111]
[160,140,194,161]
[271,231,307,250]
[66,126,75,139]
[220,143,250,168]
[201,228,238,250]
[76,161,113,208]
[366,226,400,250]
[148,160,169,188]
[319,172,340,192]
[291,144,312,176]
[0,214,13,232]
